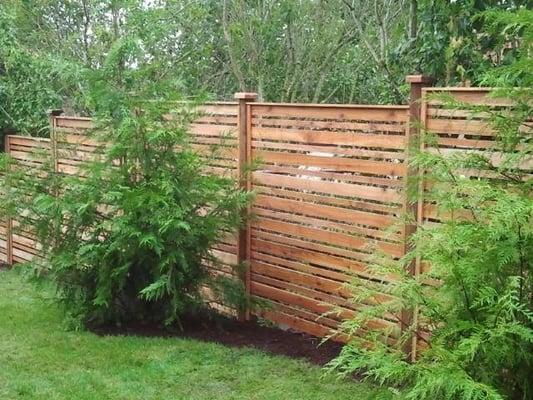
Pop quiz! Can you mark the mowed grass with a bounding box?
[0,268,383,400]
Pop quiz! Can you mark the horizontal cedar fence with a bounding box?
[2,80,517,357]
[51,105,242,315]
[247,103,409,339]
[418,87,532,231]
[412,87,533,358]
[2,104,243,315]
[2,136,51,264]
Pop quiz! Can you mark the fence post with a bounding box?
[401,75,433,360]
[4,135,13,266]
[234,92,257,321]
[48,109,63,174]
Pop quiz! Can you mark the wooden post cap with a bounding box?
[406,75,433,84]
[234,92,258,100]
[48,109,64,116]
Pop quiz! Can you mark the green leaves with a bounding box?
[1,46,252,329]
[329,84,533,398]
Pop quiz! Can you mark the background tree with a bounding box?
[327,7,532,400]
[1,0,530,146]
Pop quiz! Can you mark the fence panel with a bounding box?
[248,103,409,339]
[418,87,532,225]
[54,104,241,299]
[53,116,96,176]
[4,136,51,263]
[188,103,241,312]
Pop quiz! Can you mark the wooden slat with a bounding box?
[253,115,407,132]
[423,88,512,106]
[255,185,402,215]
[253,229,370,263]
[252,217,403,257]
[251,104,408,122]
[254,194,396,229]
[253,207,402,242]
[254,150,406,176]
[252,139,405,160]
[426,118,495,136]
[252,126,406,149]
[256,164,404,188]
[253,172,402,203]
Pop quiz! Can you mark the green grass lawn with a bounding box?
[0,268,383,400]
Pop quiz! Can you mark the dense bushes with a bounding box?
[0,45,252,327]
[327,10,532,399]
[327,89,533,400]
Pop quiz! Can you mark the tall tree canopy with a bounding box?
[0,0,530,142]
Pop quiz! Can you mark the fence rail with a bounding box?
[1,77,511,357]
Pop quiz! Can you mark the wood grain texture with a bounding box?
[248,102,409,344]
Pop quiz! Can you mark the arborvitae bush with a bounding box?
[327,9,532,399]
[326,86,532,400]
[0,40,252,328]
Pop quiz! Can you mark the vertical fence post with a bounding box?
[4,135,13,266]
[401,75,433,360]
[48,109,63,174]
[234,92,257,321]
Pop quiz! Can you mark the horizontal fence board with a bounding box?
[253,205,402,242]
[252,217,403,257]
[251,126,406,149]
[253,150,406,176]
[251,139,405,160]
[253,171,402,203]
[251,104,408,122]
[255,185,402,216]
[254,194,397,229]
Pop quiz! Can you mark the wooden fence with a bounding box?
[1,77,514,356]
[248,102,409,338]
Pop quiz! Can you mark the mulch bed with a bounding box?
[89,315,342,366]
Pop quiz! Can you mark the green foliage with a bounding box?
[0,40,252,328]
[327,9,533,399]
[2,0,531,143]
[477,8,533,87]
[0,5,86,148]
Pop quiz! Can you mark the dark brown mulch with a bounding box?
[89,315,342,366]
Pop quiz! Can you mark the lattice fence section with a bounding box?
[0,185,7,263]
[6,88,521,347]
[0,224,7,264]
[248,103,409,340]
[54,116,97,176]
[53,106,241,300]
[422,88,508,224]
[4,136,51,263]
[190,103,239,178]
[65,109,241,309]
